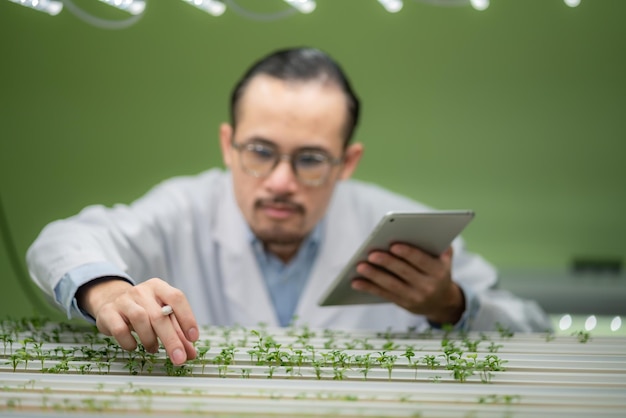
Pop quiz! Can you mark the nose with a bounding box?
[263,157,299,194]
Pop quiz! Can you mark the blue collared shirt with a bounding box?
[249,223,322,327]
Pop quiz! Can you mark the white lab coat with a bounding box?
[27,169,552,332]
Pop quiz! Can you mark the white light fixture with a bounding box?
[584,315,597,331]
[470,0,489,11]
[8,0,63,15]
[564,0,581,7]
[558,314,572,331]
[181,0,226,16]
[610,316,622,332]
[282,0,316,14]
[378,0,403,13]
[96,0,146,16]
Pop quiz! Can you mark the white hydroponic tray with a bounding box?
[1,318,625,417]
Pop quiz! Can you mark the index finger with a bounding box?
[389,244,452,274]
[151,279,200,343]
[169,313,198,363]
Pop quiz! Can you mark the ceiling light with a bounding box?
[8,0,63,15]
[469,0,489,11]
[564,0,581,7]
[282,0,316,14]
[181,0,226,16]
[378,0,403,13]
[96,0,145,16]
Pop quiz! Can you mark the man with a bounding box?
[27,47,551,366]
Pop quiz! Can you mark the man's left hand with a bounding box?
[352,244,465,326]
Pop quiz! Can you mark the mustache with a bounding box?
[255,196,305,214]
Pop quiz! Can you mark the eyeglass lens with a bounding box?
[240,143,333,185]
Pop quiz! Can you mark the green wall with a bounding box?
[1,0,625,317]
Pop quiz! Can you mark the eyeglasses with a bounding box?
[231,140,343,186]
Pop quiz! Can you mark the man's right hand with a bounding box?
[76,277,199,365]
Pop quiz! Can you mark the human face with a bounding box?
[220,75,363,260]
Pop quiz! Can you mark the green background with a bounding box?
[1,0,624,319]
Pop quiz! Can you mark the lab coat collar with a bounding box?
[212,174,365,329]
[294,183,366,327]
[212,173,279,326]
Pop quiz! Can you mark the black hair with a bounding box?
[229,47,360,146]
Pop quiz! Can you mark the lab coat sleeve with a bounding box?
[470,289,554,332]
[54,262,134,321]
[25,174,202,317]
[28,200,168,286]
[450,237,553,332]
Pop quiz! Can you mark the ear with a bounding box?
[339,142,364,180]
[219,123,234,168]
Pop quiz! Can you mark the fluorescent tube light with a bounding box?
[469,0,489,11]
[378,0,403,13]
[282,0,316,14]
[564,0,581,7]
[8,0,63,15]
[96,0,146,16]
[181,0,226,16]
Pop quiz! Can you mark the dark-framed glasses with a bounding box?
[231,141,343,186]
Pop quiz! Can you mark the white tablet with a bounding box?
[318,210,475,306]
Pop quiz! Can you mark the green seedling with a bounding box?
[495,323,514,339]
[572,330,591,343]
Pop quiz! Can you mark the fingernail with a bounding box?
[188,327,199,341]
[172,348,185,365]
